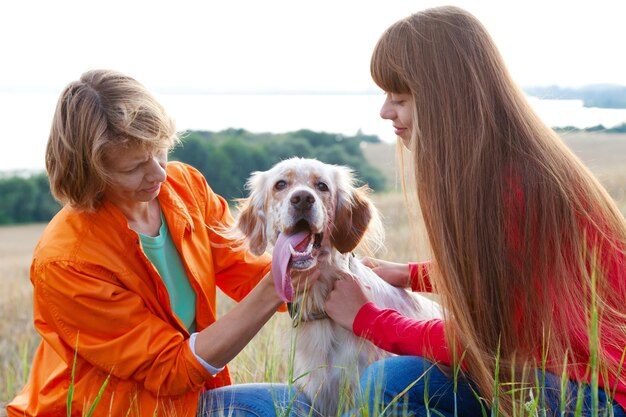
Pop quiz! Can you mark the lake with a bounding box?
[2,92,626,172]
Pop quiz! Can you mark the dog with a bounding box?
[229,157,442,416]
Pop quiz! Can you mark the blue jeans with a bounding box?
[350,356,626,417]
[198,383,318,417]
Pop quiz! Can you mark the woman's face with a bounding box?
[103,144,168,207]
[380,92,413,148]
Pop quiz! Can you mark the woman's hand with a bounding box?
[361,257,410,288]
[325,271,373,331]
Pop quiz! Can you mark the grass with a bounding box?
[1,132,625,416]
[0,224,43,414]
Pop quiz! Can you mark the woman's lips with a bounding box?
[394,127,406,136]
[143,184,161,193]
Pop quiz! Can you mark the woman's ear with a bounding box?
[233,172,268,256]
[330,185,373,254]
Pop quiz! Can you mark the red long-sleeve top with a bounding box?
[352,260,626,409]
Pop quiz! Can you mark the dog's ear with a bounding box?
[331,183,374,254]
[233,172,269,256]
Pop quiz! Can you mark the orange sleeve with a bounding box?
[33,261,213,396]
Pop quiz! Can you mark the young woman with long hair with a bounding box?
[325,6,626,416]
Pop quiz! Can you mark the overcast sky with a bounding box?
[1,0,625,94]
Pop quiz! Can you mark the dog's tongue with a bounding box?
[272,230,310,302]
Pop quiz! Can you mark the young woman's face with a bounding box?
[103,144,168,206]
[380,92,413,148]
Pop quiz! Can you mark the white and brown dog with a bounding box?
[230,157,441,416]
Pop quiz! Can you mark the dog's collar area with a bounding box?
[287,302,329,328]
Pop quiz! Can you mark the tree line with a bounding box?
[0,129,386,225]
[553,122,626,134]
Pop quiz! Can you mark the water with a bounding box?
[2,92,626,172]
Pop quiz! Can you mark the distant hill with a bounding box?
[524,84,626,109]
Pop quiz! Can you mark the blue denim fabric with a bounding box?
[197,383,317,417]
[536,370,626,417]
[348,356,626,417]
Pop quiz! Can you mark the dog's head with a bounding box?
[232,158,383,267]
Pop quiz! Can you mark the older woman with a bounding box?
[7,70,316,417]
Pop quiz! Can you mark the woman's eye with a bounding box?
[390,93,410,105]
[317,182,329,192]
[275,180,287,190]
[121,165,139,174]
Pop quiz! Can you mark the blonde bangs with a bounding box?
[101,85,179,152]
[125,100,179,151]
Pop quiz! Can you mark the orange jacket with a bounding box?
[7,162,271,417]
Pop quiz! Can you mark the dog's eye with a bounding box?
[275,180,287,190]
[317,182,329,192]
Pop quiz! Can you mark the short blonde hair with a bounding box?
[46,69,179,210]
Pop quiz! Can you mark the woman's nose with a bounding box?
[379,96,395,120]
[146,157,167,182]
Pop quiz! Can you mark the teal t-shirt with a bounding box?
[139,210,197,333]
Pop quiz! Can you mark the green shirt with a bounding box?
[139,210,197,333]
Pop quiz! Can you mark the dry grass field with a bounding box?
[0,225,44,412]
[1,131,625,414]
[362,131,626,214]
[560,132,626,210]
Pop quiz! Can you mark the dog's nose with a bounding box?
[290,190,315,212]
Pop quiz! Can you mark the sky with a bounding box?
[1,0,626,95]
[1,0,626,172]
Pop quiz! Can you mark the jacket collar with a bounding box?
[97,178,195,235]
[158,180,195,233]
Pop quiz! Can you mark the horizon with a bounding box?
[2,92,626,174]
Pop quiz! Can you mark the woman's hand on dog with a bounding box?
[325,271,372,331]
[361,257,411,288]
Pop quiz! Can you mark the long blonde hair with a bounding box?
[46,69,179,210]
[371,6,626,414]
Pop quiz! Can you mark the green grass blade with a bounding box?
[491,338,501,417]
[589,250,599,417]
[67,333,79,417]
[452,348,467,417]
[378,363,433,417]
[560,353,569,417]
[84,374,111,417]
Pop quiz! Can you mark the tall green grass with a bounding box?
[66,335,111,417]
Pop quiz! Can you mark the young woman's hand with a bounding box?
[325,271,372,331]
[361,257,411,288]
